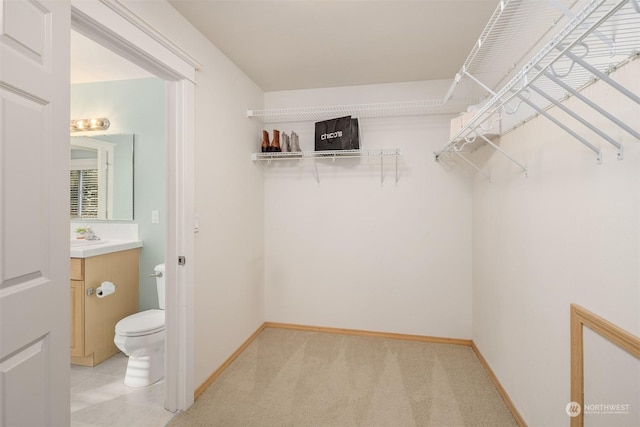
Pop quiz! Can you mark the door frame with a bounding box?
[70,0,199,412]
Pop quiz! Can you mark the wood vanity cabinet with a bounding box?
[70,249,140,366]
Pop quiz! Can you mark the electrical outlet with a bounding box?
[151,210,160,224]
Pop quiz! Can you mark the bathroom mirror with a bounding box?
[70,134,134,220]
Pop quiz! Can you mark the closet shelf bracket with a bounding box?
[441,150,491,182]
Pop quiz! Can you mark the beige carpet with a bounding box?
[167,328,517,426]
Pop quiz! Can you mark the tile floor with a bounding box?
[70,352,175,427]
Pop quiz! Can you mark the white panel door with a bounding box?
[0,0,70,425]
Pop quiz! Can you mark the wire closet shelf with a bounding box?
[251,148,401,162]
[436,0,640,175]
[247,98,476,124]
[252,149,403,186]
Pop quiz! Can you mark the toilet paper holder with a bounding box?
[87,281,117,298]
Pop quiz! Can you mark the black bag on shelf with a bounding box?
[315,116,360,151]
[350,117,360,150]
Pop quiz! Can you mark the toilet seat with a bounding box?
[116,309,165,337]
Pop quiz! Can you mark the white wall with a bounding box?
[472,59,640,426]
[263,81,474,338]
[125,1,266,388]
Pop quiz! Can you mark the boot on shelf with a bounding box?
[281,132,290,152]
[291,131,301,152]
[261,130,269,152]
[271,129,281,152]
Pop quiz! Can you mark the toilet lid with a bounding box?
[116,309,165,337]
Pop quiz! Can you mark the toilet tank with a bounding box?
[155,263,166,310]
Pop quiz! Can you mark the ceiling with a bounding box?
[70,1,500,91]
[167,0,499,92]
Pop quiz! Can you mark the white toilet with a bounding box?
[114,263,165,387]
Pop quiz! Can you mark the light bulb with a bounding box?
[70,117,110,132]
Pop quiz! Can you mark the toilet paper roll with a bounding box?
[96,281,116,298]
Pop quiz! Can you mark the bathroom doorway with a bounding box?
[70,0,197,416]
[69,29,171,424]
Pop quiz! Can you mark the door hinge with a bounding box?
[178,256,186,266]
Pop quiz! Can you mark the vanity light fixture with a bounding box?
[70,117,110,132]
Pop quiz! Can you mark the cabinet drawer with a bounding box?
[70,258,84,280]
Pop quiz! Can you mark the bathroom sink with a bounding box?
[70,239,108,247]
